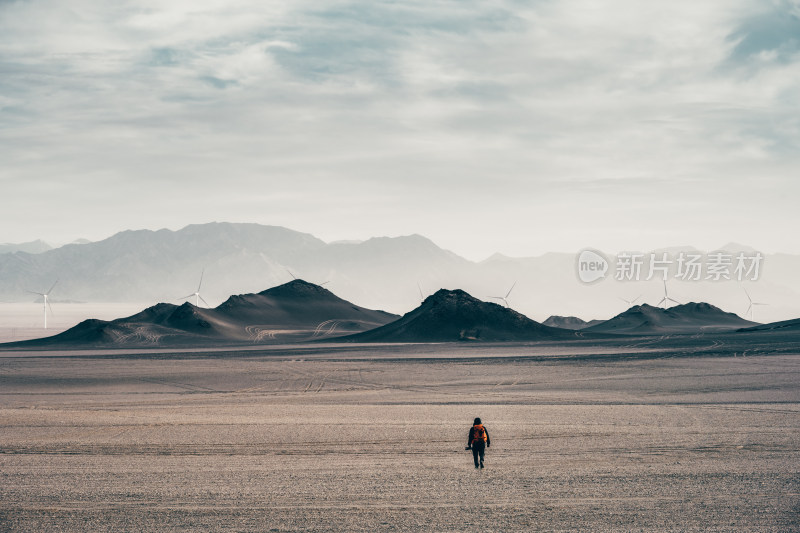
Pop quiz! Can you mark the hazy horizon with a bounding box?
[2,220,798,327]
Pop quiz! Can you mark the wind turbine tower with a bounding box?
[27,279,58,329]
[181,270,210,307]
[743,288,767,321]
[657,280,681,309]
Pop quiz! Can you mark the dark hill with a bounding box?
[542,315,603,330]
[119,302,179,324]
[30,302,240,346]
[584,302,756,335]
[46,318,115,344]
[737,317,800,332]
[335,288,571,342]
[9,280,398,347]
[216,279,397,327]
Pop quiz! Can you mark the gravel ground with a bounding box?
[0,344,798,531]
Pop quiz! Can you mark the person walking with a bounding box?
[466,417,490,469]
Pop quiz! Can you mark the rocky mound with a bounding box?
[336,289,570,342]
[584,302,756,335]
[542,315,603,330]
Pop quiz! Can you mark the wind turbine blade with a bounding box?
[47,300,55,317]
[46,279,59,295]
[418,283,423,300]
[619,297,630,303]
[178,293,195,300]
[633,295,642,304]
[26,290,45,296]
[199,295,211,308]
[743,288,752,303]
[286,269,296,280]
[321,281,330,286]
[505,281,517,298]
[197,269,205,292]
[746,303,753,315]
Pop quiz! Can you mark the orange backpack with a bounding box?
[472,424,487,444]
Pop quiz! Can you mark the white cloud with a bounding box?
[0,0,797,258]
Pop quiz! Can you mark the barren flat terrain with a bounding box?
[1,341,798,531]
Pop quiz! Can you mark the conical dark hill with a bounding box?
[335,288,572,342]
[216,279,397,328]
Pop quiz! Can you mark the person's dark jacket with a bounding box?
[467,425,490,447]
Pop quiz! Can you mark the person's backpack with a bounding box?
[472,424,487,444]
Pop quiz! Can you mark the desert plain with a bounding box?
[0,336,798,532]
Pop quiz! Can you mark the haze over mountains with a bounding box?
[2,222,800,322]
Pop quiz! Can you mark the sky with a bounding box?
[1,0,799,260]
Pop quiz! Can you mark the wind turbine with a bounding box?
[657,280,681,309]
[417,282,424,303]
[27,279,58,329]
[620,294,642,307]
[743,288,767,321]
[490,281,516,308]
[180,270,210,308]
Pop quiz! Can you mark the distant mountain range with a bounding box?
[2,222,800,322]
[17,280,398,347]
[0,240,53,255]
[0,223,466,312]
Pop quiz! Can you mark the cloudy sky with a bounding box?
[2,0,798,260]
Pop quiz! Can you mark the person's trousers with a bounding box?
[472,442,485,467]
